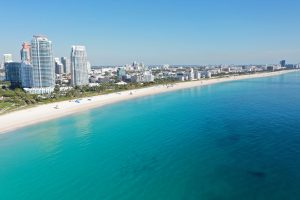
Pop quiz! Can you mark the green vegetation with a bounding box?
[0,69,290,115]
[0,79,177,114]
[0,82,41,113]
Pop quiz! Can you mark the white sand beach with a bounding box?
[0,70,297,134]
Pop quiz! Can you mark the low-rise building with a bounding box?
[176,72,186,81]
[205,71,212,78]
[131,71,154,83]
[188,68,194,80]
[23,87,55,94]
[267,66,275,71]
[131,74,143,83]
[143,71,155,82]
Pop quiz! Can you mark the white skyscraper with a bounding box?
[70,45,89,86]
[30,35,55,88]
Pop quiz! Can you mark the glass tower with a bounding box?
[30,36,55,88]
[5,62,21,87]
[70,46,89,86]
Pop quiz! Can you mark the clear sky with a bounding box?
[0,0,299,65]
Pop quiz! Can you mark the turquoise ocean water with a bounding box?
[1,72,300,200]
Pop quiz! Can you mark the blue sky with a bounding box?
[0,0,299,65]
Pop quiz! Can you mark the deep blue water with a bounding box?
[1,72,300,200]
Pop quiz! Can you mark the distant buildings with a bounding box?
[2,33,299,96]
[280,60,286,68]
[61,57,70,74]
[131,61,145,71]
[20,42,31,62]
[285,63,295,69]
[117,68,126,80]
[205,71,212,78]
[131,75,142,83]
[267,66,275,71]
[1,54,13,70]
[71,45,89,86]
[176,72,186,81]
[175,68,203,81]
[222,67,231,73]
[54,57,64,74]
[188,68,194,81]
[31,35,55,88]
[194,70,201,79]
[162,64,170,70]
[143,71,155,82]
[131,71,154,83]
[3,54,13,63]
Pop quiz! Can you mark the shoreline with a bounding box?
[0,70,298,134]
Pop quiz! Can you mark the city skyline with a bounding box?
[0,0,299,65]
[1,1,300,199]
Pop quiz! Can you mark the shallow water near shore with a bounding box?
[1,72,300,200]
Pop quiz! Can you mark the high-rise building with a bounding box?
[117,68,126,80]
[70,45,89,86]
[5,62,21,87]
[3,54,13,63]
[280,60,286,68]
[54,57,63,74]
[131,61,145,71]
[30,35,55,88]
[19,42,33,88]
[61,57,70,74]
[20,42,31,62]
